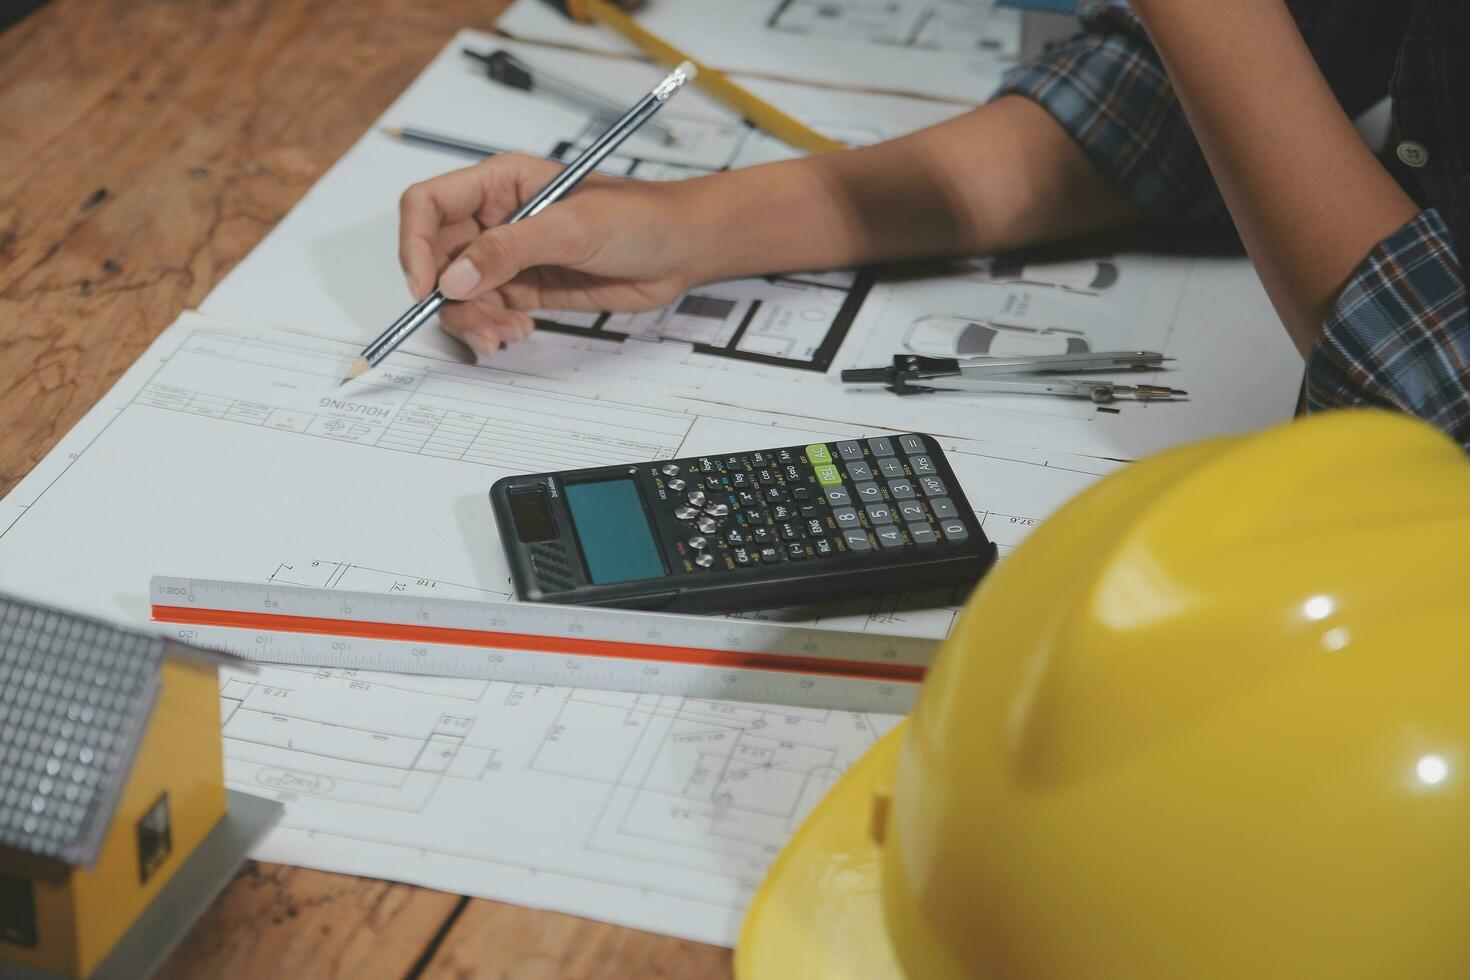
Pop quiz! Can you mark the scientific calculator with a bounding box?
[490,434,997,614]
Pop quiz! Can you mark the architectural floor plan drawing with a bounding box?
[767,0,1021,56]
[201,33,966,380]
[497,0,1022,102]
[0,310,1117,943]
[531,270,873,372]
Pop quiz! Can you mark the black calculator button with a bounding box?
[897,500,926,523]
[778,521,802,541]
[898,434,926,454]
[783,464,803,482]
[763,486,788,503]
[694,552,717,568]
[743,507,765,524]
[918,475,947,497]
[832,507,861,528]
[854,481,882,502]
[876,526,905,548]
[805,517,827,537]
[732,546,753,566]
[845,461,873,481]
[842,529,873,552]
[752,452,768,466]
[704,503,731,517]
[813,537,836,557]
[836,440,864,461]
[756,467,777,484]
[909,455,937,475]
[824,486,852,507]
[777,448,797,464]
[737,489,760,506]
[771,503,795,521]
[687,490,707,507]
[666,477,687,491]
[930,497,959,519]
[940,519,969,542]
[752,526,774,544]
[725,528,748,546]
[877,457,904,478]
[865,503,895,525]
[731,472,750,489]
[799,505,820,519]
[868,437,896,457]
[758,545,780,563]
[674,505,699,520]
[888,479,916,499]
[908,523,937,544]
[785,542,808,561]
[791,486,812,503]
[661,463,682,476]
[725,456,744,469]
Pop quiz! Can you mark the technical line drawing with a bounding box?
[958,255,1121,295]
[766,0,1017,55]
[903,314,1091,358]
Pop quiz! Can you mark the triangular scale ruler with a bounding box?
[150,576,939,712]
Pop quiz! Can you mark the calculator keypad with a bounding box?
[648,434,975,573]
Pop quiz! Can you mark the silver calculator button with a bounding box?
[687,535,708,550]
[845,461,873,481]
[694,552,716,568]
[908,523,937,544]
[666,478,686,491]
[940,520,969,542]
[868,437,896,457]
[704,503,730,517]
[877,458,904,478]
[865,503,895,525]
[918,475,947,497]
[898,434,926,454]
[842,529,873,552]
[887,479,916,499]
[824,486,852,507]
[854,481,882,501]
[836,440,864,461]
[875,526,904,548]
[897,500,926,522]
[697,516,719,534]
[832,507,861,528]
[929,497,959,519]
[909,455,937,475]
[687,490,707,507]
[661,463,682,476]
[674,505,699,520]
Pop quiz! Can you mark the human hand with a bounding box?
[398,153,701,358]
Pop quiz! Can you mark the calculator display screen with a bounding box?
[563,479,667,584]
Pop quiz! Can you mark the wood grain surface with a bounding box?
[0,1,732,975]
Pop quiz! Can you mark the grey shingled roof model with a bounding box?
[0,595,202,867]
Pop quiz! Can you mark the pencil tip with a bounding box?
[340,356,371,385]
[381,125,403,139]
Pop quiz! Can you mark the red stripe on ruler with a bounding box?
[151,605,926,684]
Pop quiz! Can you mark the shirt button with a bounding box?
[1397,140,1430,168]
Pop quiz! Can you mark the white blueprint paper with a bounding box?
[496,0,1023,103]
[202,31,1302,463]
[0,312,1116,944]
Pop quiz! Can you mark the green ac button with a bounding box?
[815,464,842,486]
[806,443,832,465]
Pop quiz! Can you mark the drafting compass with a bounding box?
[839,351,1188,404]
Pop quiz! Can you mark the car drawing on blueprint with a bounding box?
[958,256,1120,295]
[902,314,1090,358]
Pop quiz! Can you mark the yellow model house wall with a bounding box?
[0,655,226,978]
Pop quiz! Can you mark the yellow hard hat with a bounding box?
[737,410,1470,979]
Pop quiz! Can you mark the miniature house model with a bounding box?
[0,594,279,979]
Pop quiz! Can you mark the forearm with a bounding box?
[675,95,1139,283]
[1131,0,1419,355]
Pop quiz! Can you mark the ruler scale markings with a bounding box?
[150,577,936,713]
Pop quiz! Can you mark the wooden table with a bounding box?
[0,2,731,975]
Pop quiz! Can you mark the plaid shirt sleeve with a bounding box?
[991,0,1235,247]
[1305,210,1470,448]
